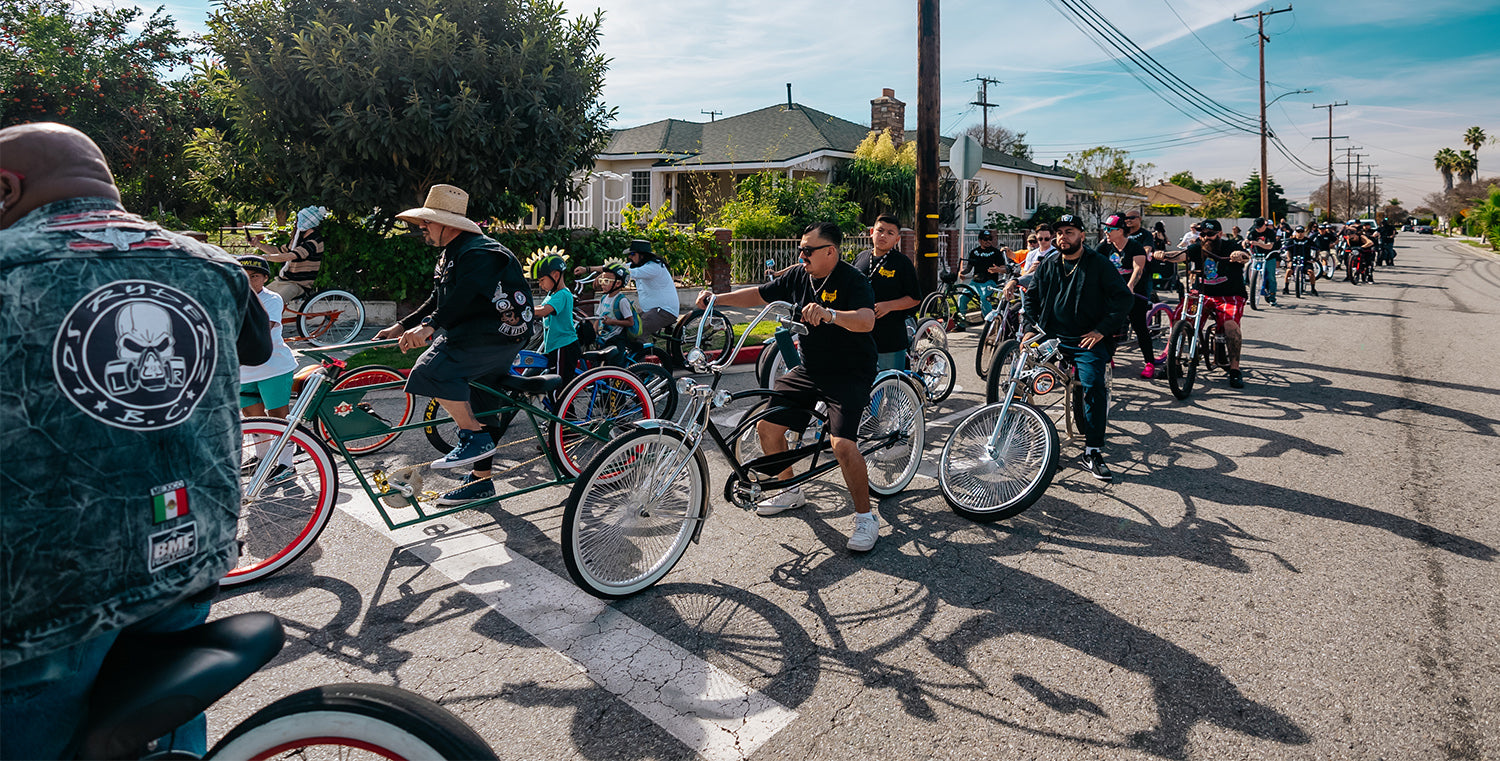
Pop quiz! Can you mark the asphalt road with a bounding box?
[211,233,1499,760]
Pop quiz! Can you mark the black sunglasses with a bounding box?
[797,244,834,257]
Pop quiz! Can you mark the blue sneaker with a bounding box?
[430,429,495,469]
[435,474,495,506]
[265,463,296,485]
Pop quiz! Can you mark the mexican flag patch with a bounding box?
[151,481,189,523]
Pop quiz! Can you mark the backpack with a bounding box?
[609,293,643,340]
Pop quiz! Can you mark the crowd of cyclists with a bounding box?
[4,119,1419,759]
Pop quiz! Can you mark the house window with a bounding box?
[966,179,980,224]
[631,171,651,206]
[1024,183,1038,212]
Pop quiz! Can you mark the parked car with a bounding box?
[1416,224,1434,234]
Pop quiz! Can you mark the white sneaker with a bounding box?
[755,488,806,516]
[847,512,880,552]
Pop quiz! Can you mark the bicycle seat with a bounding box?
[77,612,285,760]
[940,271,958,284]
[581,346,623,365]
[496,372,565,394]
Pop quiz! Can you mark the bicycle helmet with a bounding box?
[526,246,569,280]
[600,256,631,286]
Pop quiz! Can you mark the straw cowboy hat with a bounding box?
[395,184,482,235]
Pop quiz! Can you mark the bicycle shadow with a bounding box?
[766,491,1311,758]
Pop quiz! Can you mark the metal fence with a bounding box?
[730,231,1025,284]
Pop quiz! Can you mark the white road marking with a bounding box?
[339,493,798,761]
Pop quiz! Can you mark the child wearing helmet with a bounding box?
[528,247,580,384]
[594,257,641,351]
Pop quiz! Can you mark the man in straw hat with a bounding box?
[376,184,535,505]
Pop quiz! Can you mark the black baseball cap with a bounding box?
[977,229,994,240]
[1199,219,1223,233]
[1102,213,1127,230]
[1051,214,1085,232]
[238,255,271,277]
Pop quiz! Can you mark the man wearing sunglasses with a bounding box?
[695,222,883,551]
[1156,219,1253,388]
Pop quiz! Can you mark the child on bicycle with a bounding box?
[237,255,300,482]
[594,257,642,352]
[529,248,580,384]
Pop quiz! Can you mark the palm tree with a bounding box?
[1454,150,1478,186]
[1435,148,1460,192]
[1464,126,1488,173]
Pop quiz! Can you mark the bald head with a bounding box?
[0,122,120,229]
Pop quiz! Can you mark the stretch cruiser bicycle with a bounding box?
[231,339,656,586]
[559,298,926,598]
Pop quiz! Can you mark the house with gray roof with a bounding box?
[566,89,1074,232]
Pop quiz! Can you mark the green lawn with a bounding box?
[343,345,418,371]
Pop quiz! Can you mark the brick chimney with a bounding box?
[870,88,906,146]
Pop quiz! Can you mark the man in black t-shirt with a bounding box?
[1244,217,1279,307]
[959,230,1007,322]
[853,214,921,370]
[1377,219,1398,266]
[1158,219,1253,388]
[695,222,883,552]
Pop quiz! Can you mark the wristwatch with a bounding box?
[419,316,434,329]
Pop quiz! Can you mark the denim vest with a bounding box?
[1,198,248,667]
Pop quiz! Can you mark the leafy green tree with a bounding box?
[205,0,614,223]
[832,130,916,227]
[1168,171,1205,193]
[1454,150,1478,186]
[1235,173,1288,219]
[1,0,204,215]
[1198,179,1238,218]
[710,171,862,238]
[1435,148,1460,192]
[1464,126,1488,173]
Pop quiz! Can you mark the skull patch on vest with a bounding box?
[53,280,218,430]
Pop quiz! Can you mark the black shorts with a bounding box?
[762,366,873,441]
[404,336,522,401]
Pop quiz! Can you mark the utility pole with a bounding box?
[969,76,1001,148]
[1338,147,1362,219]
[916,0,940,292]
[700,109,721,122]
[1360,170,1378,217]
[1353,154,1365,216]
[1312,101,1347,221]
[1235,5,1293,220]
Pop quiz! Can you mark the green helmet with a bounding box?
[601,256,631,286]
[526,246,568,280]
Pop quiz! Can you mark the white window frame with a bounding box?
[1024,182,1038,213]
[631,170,651,207]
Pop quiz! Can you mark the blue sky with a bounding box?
[121,0,1500,208]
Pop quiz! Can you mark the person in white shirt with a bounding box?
[237,255,300,481]
[575,239,679,338]
[1179,222,1202,249]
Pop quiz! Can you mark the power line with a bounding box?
[1054,0,1261,131]
[1041,0,1260,135]
[1159,0,1255,82]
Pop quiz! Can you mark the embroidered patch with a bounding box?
[151,480,189,523]
[53,280,219,430]
[148,521,198,572]
[819,290,837,303]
